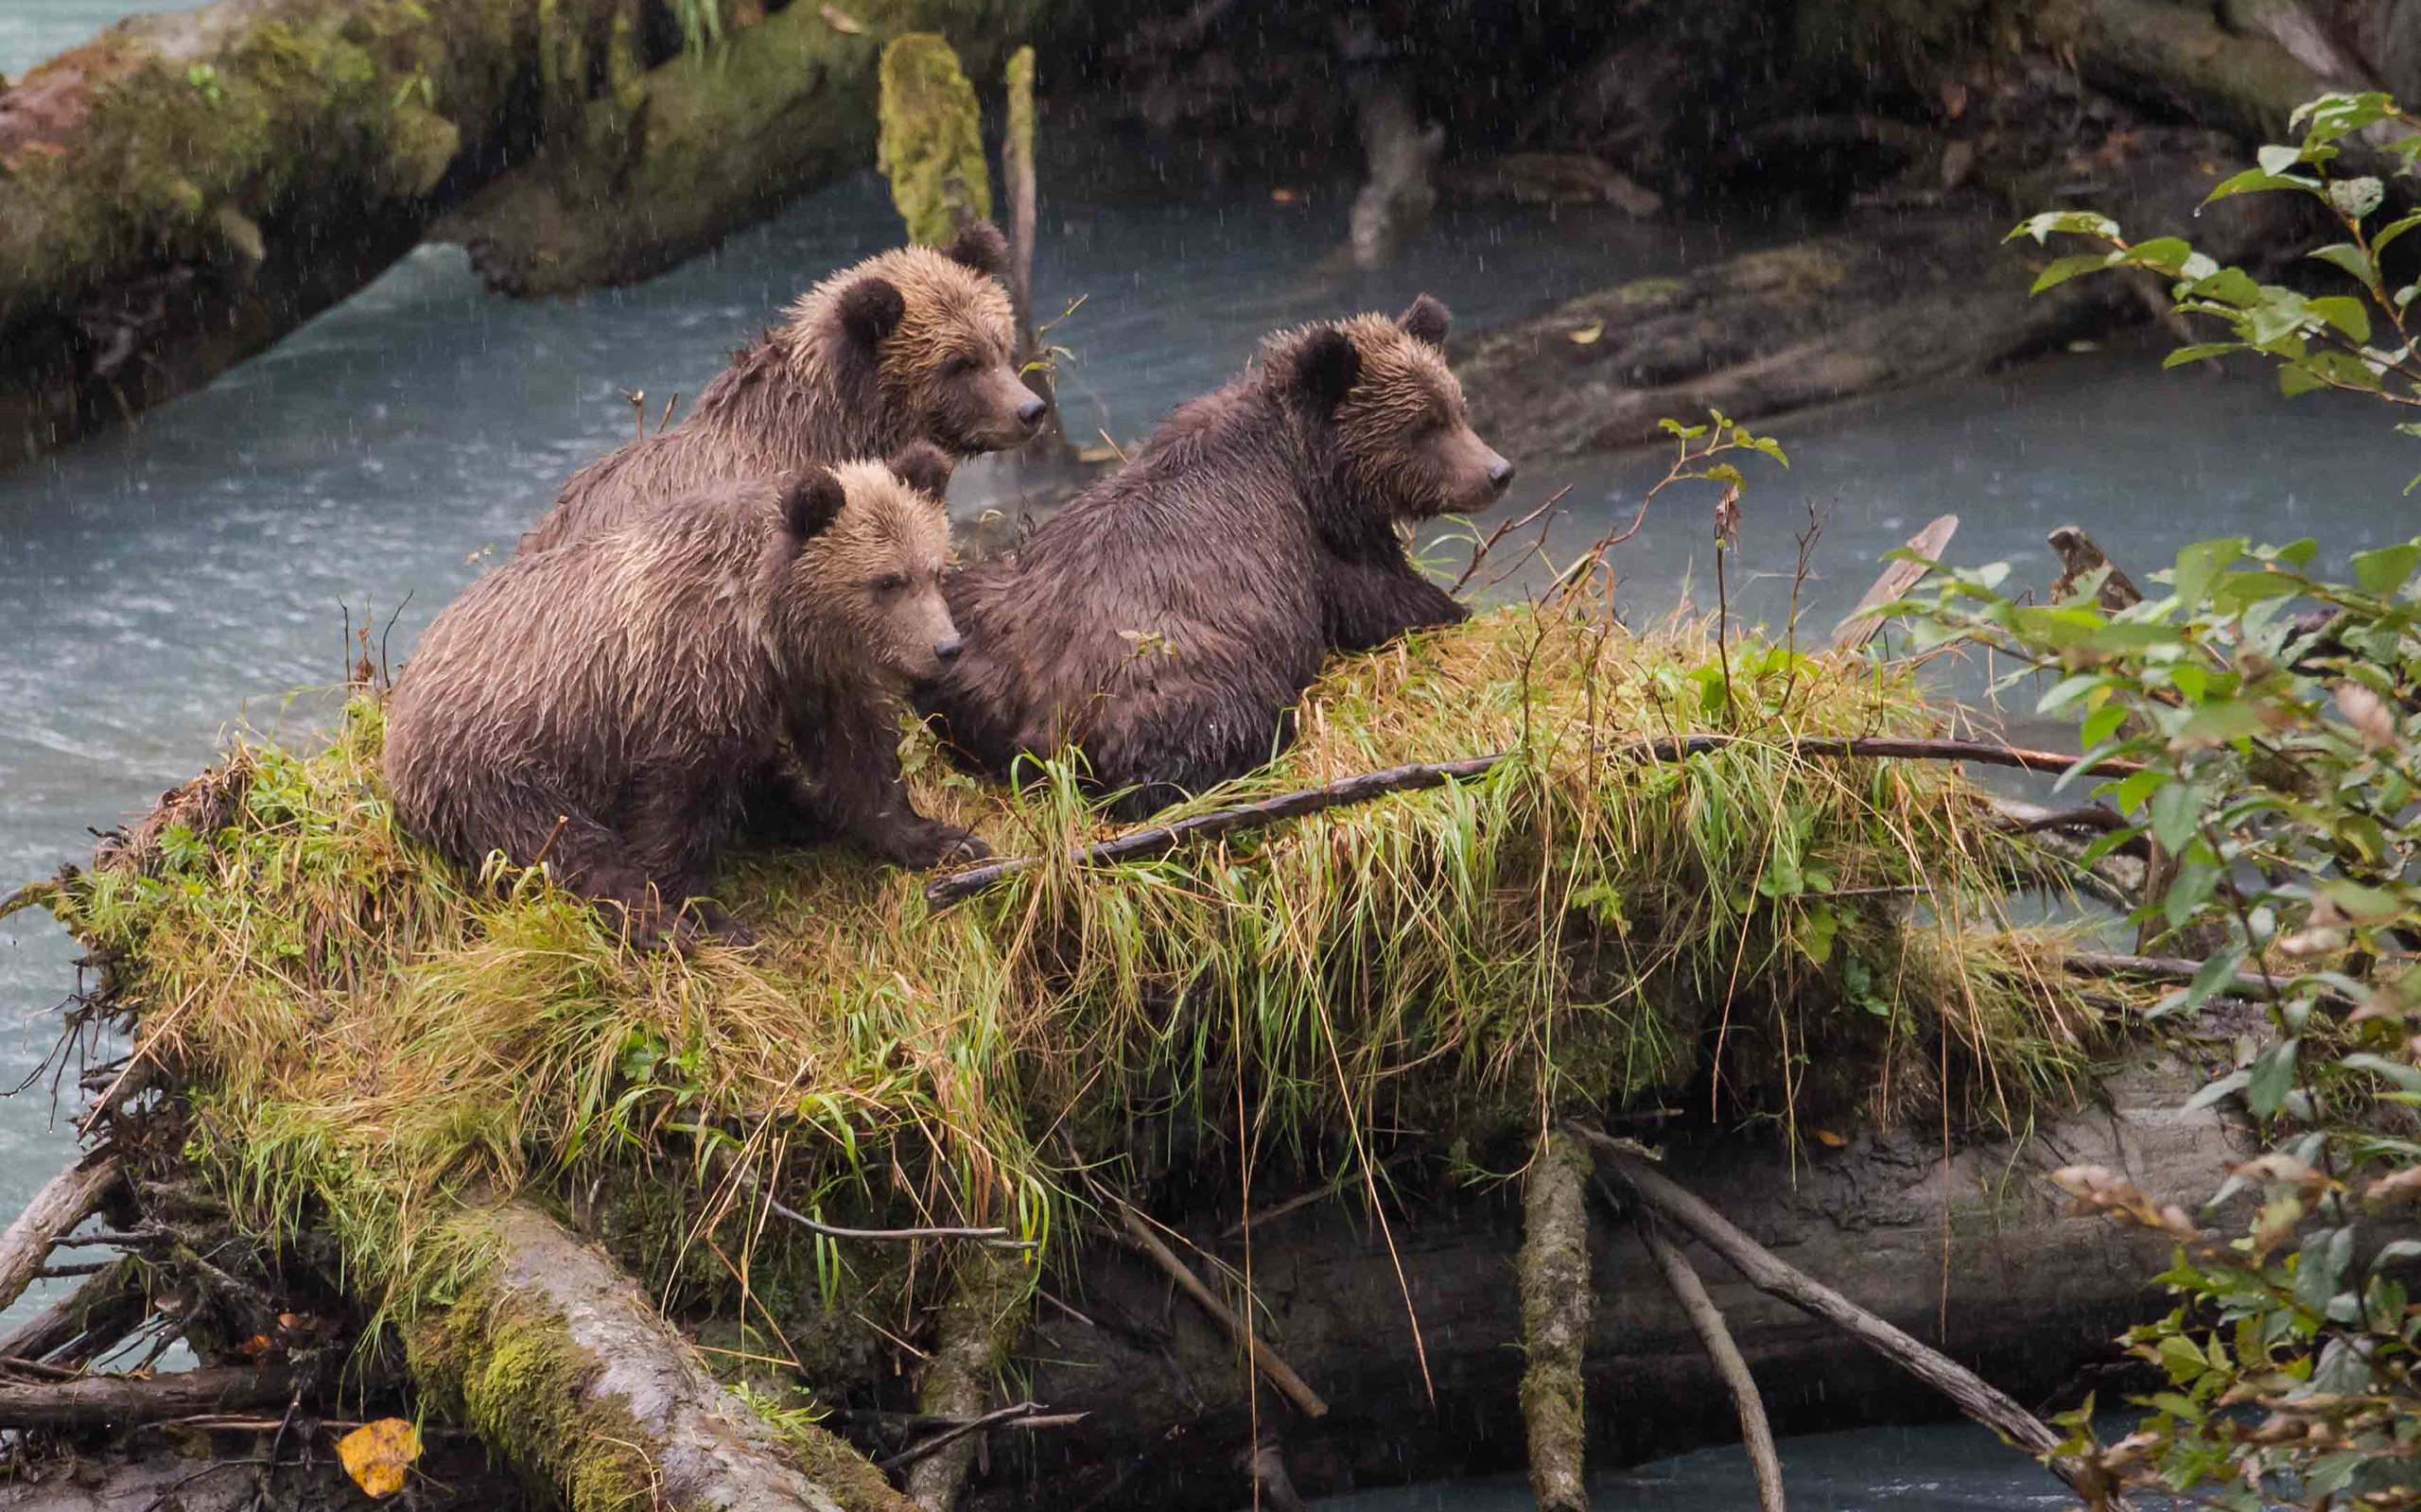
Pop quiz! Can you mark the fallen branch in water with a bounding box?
[0,1364,296,1430]
[1113,1204,1328,1419]
[928,735,2150,907]
[880,1400,1055,1474]
[1629,1196,1786,1512]
[1577,1129,2118,1507]
[0,1154,122,1316]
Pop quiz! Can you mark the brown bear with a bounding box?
[517,220,1042,557]
[386,445,986,950]
[919,295,1512,820]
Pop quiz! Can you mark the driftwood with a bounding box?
[0,1152,121,1315]
[408,1200,914,1512]
[927,735,2148,907]
[0,1258,147,1365]
[1830,514,1959,652]
[1631,1203,1785,1512]
[905,1250,1029,1512]
[1580,1133,2112,1506]
[1518,1131,1592,1512]
[0,1364,295,1431]
[1113,1204,1328,1419]
[2047,525,2149,614]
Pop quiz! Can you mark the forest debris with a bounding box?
[1580,1131,2116,1506]
[2047,526,2147,612]
[0,1152,122,1316]
[1632,1204,1785,1512]
[337,1416,425,1498]
[1831,514,1959,651]
[1518,1130,1591,1512]
[0,1364,296,1430]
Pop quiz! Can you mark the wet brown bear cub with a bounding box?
[518,220,1042,556]
[921,295,1512,819]
[386,445,983,950]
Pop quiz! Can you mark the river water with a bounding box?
[2,9,2411,1505]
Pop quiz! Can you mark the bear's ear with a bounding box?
[834,276,906,349]
[944,219,1010,278]
[1289,327,1361,411]
[888,441,954,500]
[1399,293,1451,347]
[778,469,849,545]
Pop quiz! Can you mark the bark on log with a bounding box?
[905,1249,1029,1512]
[0,1363,294,1430]
[1518,1130,1592,1512]
[0,0,1061,468]
[994,1057,2256,1511]
[0,1154,121,1316]
[407,1199,915,1512]
[434,2,1051,299]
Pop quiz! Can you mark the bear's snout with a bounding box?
[935,635,965,663]
[1015,394,1047,430]
[1486,456,1515,494]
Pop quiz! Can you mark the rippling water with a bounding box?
[2,6,2411,1500]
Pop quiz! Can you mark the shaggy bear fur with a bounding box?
[387,445,984,950]
[920,295,1513,819]
[518,220,1041,557]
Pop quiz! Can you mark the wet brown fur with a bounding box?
[518,222,1036,557]
[387,449,982,949]
[920,295,1513,820]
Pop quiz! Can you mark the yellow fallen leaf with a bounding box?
[1812,1128,1847,1147]
[338,1417,422,1500]
[820,4,864,32]
[1568,321,1604,345]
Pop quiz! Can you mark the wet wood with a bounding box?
[2048,526,2148,613]
[1633,1206,1785,1512]
[1518,1130,1591,1512]
[1831,514,1959,651]
[0,1364,295,1430]
[0,1153,120,1316]
[1114,1204,1328,1418]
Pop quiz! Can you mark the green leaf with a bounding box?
[2171,537,2246,611]
[2079,701,2131,750]
[2186,1068,2251,1113]
[2278,361,2328,397]
[2162,341,2241,368]
[2185,946,2247,1011]
[2006,210,2121,244]
[2350,541,2420,597]
[2343,1052,2421,1093]
[2376,210,2421,255]
[2307,294,2373,342]
[2031,252,2119,293]
[2149,776,2203,853]
[2309,240,2381,289]
[2127,236,2195,273]
[2257,142,2306,175]
[2165,857,2223,926]
[2203,166,2316,206]
[2176,698,2269,745]
[2247,1037,2302,1119]
[2107,768,2168,814]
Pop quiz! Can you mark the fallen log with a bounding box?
[407,1199,914,1512]
[905,1250,1030,1512]
[0,1258,147,1365]
[0,1152,120,1315]
[0,1363,294,1431]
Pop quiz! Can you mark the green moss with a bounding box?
[877,32,991,246]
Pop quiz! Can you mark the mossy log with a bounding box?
[437,3,1047,299]
[0,0,1060,468]
[903,1249,1029,1511]
[1518,1130,1592,1512]
[407,1200,914,1512]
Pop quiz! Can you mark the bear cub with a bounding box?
[921,294,1512,819]
[520,220,1042,556]
[387,445,984,950]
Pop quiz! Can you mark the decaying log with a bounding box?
[905,1249,1030,1512]
[1517,1130,1592,1512]
[928,736,2146,907]
[1580,1133,2111,1506]
[435,4,1052,299]
[0,1152,121,1316]
[408,1199,914,1512]
[0,1363,294,1431]
[2048,526,2148,614]
[1830,514,1959,652]
[1632,1205,1785,1512]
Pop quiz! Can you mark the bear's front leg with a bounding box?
[790,693,991,870]
[1323,552,1470,654]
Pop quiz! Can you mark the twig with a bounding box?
[763,1192,1031,1246]
[1629,1197,1785,1512]
[2062,949,2319,1002]
[876,1400,1057,1472]
[655,391,680,434]
[927,736,2150,907]
[33,1262,110,1279]
[1576,1129,2118,1506]
[0,1354,84,1381]
[1113,1205,1328,1418]
[622,388,646,444]
[1219,1150,1414,1239]
[1452,488,1569,594]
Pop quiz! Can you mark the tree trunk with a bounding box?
[0,0,1061,468]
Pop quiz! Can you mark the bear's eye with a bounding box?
[871,573,908,595]
[944,355,977,376]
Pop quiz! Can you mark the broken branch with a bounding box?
[1113,1205,1328,1418]
[0,1154,122,1316]
[1630,1199,1785,1512]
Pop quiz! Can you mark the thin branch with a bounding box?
[927,736,2148,907]
[761,1190,1034,1248]
[1113,1205,1328,1418]
[1629,1198,1785,1512]
[876,1400,1056,1472]
[1452,488,1569,593]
